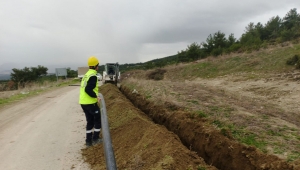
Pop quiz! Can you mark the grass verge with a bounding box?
[0,79,79,107]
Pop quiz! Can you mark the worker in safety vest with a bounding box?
[79,56,102,147]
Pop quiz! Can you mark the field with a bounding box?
[82,41,300,169]
[82,84,217,170]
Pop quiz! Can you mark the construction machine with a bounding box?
[102,63,120,85]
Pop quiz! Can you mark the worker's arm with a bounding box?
[85,76,97,98]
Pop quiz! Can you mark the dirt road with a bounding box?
[0,86,90,170]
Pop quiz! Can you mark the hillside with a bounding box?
[118,41,300,168]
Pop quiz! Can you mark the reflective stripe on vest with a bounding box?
[79,69,98,104]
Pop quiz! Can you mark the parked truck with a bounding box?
[78,67,102,81]
[77,67,89,80]
[102,63,120,85]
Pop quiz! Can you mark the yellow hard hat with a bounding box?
[88,56,99,66]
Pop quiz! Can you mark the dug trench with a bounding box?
[82,84,297,170]
[82,84,216,170]
[120,85,298,170]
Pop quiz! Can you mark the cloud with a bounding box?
[0,0,299,73]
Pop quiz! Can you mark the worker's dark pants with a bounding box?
[81,103,101,143]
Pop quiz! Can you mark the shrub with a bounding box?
[296,60,300,69]
[147,69,167,80]
[211,47,223,57]
[6,81,16,90]
[286,55,299,65]
[228,43,242,53]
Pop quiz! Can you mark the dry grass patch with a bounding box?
[0,79,77,106]
[120,42,300,162]
[122,77,300,162]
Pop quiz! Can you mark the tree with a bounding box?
[186,42,202,61]
[255,22,267,40]
[264,16,282,40]
[245,22,256,34]
[281,8,300,40]
[213,31,227,49]
[240,22,263,50]
[240,33,262,51]
[144,61,155,69]
[66,67,78,77]
[227,33,236,47]
[177,50,189,63]
[282,8,300,30]
[202,34,215,54]
[154,60,166,68]
[32,65,48,78]
[10,65,48,88]
[202,31,228,56]
[225,33,240,53]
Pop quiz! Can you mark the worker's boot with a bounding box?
[92,131,102,145]
[86,141,92,147]
[92,138,102,145]
[86,132,93,147]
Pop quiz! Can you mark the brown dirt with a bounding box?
[119,63,300,169]
[82,59,300,169]
[81,84,217,170]
[120,85,297,170]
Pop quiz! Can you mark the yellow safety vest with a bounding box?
[79,69,98,104]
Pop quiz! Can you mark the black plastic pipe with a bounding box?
[98,93,117,170]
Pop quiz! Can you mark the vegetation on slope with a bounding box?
[119,8,300,72]
[121,40,300,164]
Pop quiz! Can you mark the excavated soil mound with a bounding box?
[82,84,217,170]
[120,85,298,170]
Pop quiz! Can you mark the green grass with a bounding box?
[145,91,152,99]
[179,44,300,79]
[122,42,300,161]
[273,146,285,155]
[267,130,283,136]
[226,124,267,152]
[212,120,223,128]
[0,79,77,107]
[192,110,208,118]
[197,166,206,170]
[241,134,267,151]
[207,105,234,117]
[287,151,300,162]
[207,106,270,149]
[0,89,44,105]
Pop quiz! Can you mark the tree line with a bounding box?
[6,8,300,89]
[5,66,77,90]
[121,8,300,71]
[178,8,300,62]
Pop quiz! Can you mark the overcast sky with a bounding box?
[0,0,299,73]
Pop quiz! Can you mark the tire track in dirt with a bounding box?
[120,85,299,170]
[82,84,217,170]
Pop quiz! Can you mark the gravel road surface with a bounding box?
[0,86,90,170]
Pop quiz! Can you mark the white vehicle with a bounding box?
[96,73,102,81]
[78,67,102,81]
[102,63,120,85]
[77,67,89,80]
